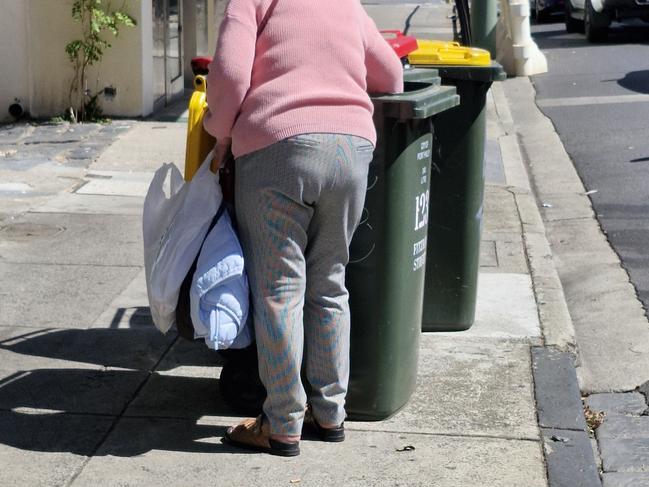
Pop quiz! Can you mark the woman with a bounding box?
[204,0,403,457]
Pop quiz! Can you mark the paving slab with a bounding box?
[97,122,132,137]
[67,143,105,162]
[544,218,621,268]
[0,262,140,328]
[0,410,114,487]
[351,336,539,439]
[123,330,229,420]
[541,428,602,487]
[602,472,649,487]
[0,162,85,218]
[126,335,539,439]
[0,326,174,372]
[0,368,148,416]
[76,170,155,198]
[547,224,649,392]
[91,269,153,329]
[600,438,649,472]
[154,336,226,375]
[90,122,187,173]
[480,232,528,274]
[486,138,506,185]
[586,393,648,417]
[484,185,522,234]
[1,145,67,170]
[433,272,541,341]
[495,238,529,273]
[0,124,32,144]
[123,371,231,420]
[480,240,498,267]
[72,417,547,487]
[532,347,586,431]
[539,192,596,222]
[1,143,67,167]
[32,192,143,216]
[0,212,143,266]
[597,416,649,439]
[22,123,102,145]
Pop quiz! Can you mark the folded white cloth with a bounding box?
[190,208,252,350]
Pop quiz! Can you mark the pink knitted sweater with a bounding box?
[203,0,404,158]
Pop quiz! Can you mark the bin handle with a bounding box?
[381,30,404,38]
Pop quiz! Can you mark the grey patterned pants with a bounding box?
[234,133,373,436]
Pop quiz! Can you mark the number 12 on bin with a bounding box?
[415,190,429,231]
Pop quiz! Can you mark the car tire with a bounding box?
[564,0,584,33]
[584,0,610,42]
[535,0,552,23]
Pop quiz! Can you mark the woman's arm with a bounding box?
[363,13,404,95]
[203,0,258,142]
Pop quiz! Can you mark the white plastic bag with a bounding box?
[143,152,221,334]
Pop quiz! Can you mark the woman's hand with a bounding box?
[210,138,232,173]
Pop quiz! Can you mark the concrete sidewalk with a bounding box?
[0,92,563,485]
[0,96,552,487]
[0,4,617,487]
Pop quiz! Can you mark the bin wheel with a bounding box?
[219,360,266,416]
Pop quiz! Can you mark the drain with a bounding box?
[0,222,65,240]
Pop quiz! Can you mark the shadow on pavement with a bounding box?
[147,91,192,123]
[0,408,244,456]
[0,326,249,456]
[0,327,225,370]
[533,21,649,50]
[532,27,590,49]
[617,70,649,95]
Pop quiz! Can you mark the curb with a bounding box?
[502,76,649,394]
[490,80,601,486]
[490,81,578,356]
[533,347,602,487]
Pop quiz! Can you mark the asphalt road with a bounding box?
[530,17,649,313]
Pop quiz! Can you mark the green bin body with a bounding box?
[421,62,506,332]
[345,80,459,420]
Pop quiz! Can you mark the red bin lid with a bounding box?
[191,56,213,73]
[380,30,419,59]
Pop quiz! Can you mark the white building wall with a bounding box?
[25,0,149,119]
[210,0,227,52]
[139,0,155,117]
[0,0,30,122]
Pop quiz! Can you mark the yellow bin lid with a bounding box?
[408,40,491,66]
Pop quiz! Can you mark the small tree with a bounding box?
[65,0,136,122]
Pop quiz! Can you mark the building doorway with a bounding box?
[153,0,184,110]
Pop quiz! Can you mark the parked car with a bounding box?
[532,0,565,23]
[565,0,649,41]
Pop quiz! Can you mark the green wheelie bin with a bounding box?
[345,79,459,420]
[408,43,506,332]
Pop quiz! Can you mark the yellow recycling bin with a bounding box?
[406,39,506,332]
[184,75,215,181]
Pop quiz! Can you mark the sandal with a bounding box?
[224,415,300,457]
[304,406,345,442]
